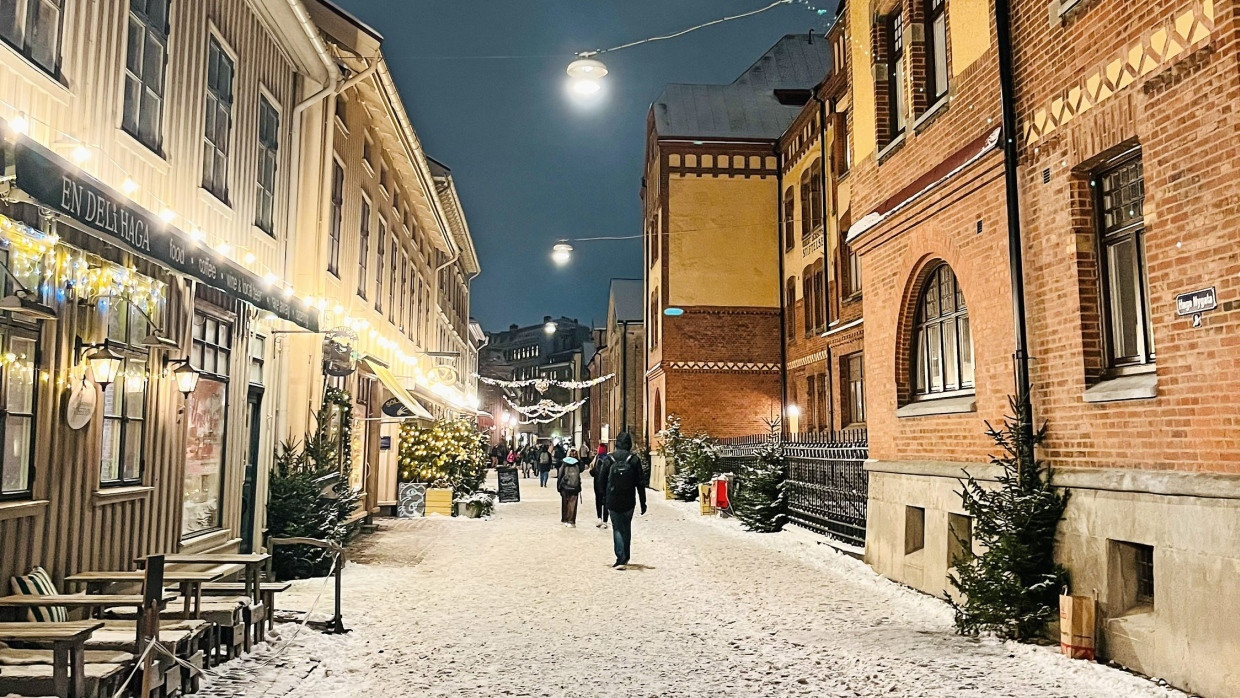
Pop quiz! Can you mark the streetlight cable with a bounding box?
[580,0,801,57]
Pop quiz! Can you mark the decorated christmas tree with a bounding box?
[948,387,1070,640]
[398,418,487,496]
[732,423,786,533]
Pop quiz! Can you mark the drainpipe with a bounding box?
[619,320,632,433]
[775,146,789,434]
[994,0,1034,432]
[812,94,832,331]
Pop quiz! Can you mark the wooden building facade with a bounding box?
[0,0,333,585]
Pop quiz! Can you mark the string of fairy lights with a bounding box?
[0,102,465,398]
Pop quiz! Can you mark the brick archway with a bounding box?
[893,256,973,406]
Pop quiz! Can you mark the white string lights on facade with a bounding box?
[0,102,460,385]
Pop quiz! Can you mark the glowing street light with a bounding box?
[566,56,608,97]
[544,321,557,335]
[551,240,573,265]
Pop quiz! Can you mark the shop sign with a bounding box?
[381,397,415,418]
[11,138,317,331]
[65,378,95,430]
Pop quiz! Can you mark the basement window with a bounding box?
[1111,540,1155,613]
[904,506,925,554]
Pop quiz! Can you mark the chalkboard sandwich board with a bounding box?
[497,467,521,503]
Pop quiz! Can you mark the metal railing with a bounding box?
[716,429,869,549]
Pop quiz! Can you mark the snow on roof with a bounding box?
[652,34,831,140]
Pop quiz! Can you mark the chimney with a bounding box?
[509,324,519,332]
[543,316,552,323]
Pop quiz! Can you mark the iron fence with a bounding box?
[716,429,869,549]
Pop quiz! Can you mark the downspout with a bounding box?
[813,94,832,330]
[775,145,788,434]
[994,0,1034,429]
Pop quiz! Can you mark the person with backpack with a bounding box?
[590,443,610,528]
[557,448,584,526]
[599,432,647,570]
[537,444,553,487]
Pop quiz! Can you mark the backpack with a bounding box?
[607,452,641,489]
[539,451,551,465]
[560,464,581,491]
[506,451,517,464]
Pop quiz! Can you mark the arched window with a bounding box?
[649,293,659,348]
[912,264,973,397]
[652,390,663,433]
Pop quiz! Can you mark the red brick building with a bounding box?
[1011,0,1239,693]
[643,35,832,489]
[841,0,1240,692]
[780,20,866,436]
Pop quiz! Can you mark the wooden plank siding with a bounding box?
[0,0,328,587]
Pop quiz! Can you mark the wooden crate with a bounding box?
[425,488,454,516]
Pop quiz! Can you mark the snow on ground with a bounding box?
[200,473,1192,697]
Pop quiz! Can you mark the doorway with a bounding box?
[240,387,263,554]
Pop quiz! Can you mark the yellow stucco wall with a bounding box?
[667,175,779,308]
[951,0,993,76]
[848,5,877,162]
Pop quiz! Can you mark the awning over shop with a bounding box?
[5,134,318,331]
[363,356,435,421]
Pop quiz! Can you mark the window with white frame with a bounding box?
[248,333,265,386]
[387,238,396,322]
[375,219,385,312]
[924,0,948,104]
[912,263,973,398]
[328,160,343,276]
[0,0,64,75]
[255,95,279,234]
[886,8,906,141]
[845,352,866,425]
[357,197,370,298]
[202,36,235,202]
[123,0,169,151]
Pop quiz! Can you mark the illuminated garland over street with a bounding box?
[476,373,614,394]
[505,396,589,419]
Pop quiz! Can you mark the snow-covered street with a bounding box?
[202,475,1189,698]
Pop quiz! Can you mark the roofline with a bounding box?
[729,32,827,86]
[317,0,384,42]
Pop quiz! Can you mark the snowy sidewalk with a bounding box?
[200,473,1190,697]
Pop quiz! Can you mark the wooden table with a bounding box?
[66,565,244,619]
[0,594,173,652]
[0,621,103,698]
[140,554,270,609]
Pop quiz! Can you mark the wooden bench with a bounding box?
[201,582,291,634]
[0,622,105,698]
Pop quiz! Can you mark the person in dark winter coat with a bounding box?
[590,443,609,528]
[537,444,553,487]
[557,448,583,526]
[599,432,647,569]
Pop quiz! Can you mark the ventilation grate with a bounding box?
[1042,168,1051,184]
[976,219,984,235]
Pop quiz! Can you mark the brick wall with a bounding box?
[1014,0,1240,473]
[665,369,783,438]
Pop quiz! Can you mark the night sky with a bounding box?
[332,0,835,331]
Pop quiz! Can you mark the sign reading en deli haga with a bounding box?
[10,135,318,332]
[1175,287,1217,317]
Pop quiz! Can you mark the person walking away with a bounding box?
[552,441,567,475]
[505,448,519,469]
[558,448,583,526]
[601,432,646,569]
[521,447,534,479]
[590,443,609,529]
[537,445,552,487]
